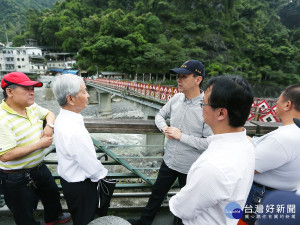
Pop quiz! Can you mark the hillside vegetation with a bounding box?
[4,0,300,95]
[0,0,57,43]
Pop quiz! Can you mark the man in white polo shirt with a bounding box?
[241,84,300,225]
[0,72,70,225]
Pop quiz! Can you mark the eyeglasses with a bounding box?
[200,102,210,108]
[200,101,225,109]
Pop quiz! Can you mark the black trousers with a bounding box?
[0,163,62,225]
[241,182,274,225]
[139,160,187,225]
[61,178,98,225]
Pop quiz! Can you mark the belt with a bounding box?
[0,163,43,174]
[253,181,276,191]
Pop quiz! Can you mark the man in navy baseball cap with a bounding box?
[128,59,212,225]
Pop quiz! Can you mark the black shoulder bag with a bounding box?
[96,178,117,217]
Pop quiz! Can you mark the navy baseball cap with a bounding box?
[170,60,205,77]
[294,118,300,128]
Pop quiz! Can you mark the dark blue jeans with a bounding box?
[139,160,187,225]
[0,163,62,225]
[241,182,273,225]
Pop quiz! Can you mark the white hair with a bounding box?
[51,74,84,106]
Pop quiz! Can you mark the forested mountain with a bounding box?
[4,0,300,93]
[0,0,57,43]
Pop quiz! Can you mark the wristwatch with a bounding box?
[46,123,54,129]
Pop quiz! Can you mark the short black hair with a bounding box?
[3,84,18,99]
[206,75,254,127]
[192,73,204,88]
[282,84,300,112]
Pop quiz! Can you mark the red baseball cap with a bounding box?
[1,72,43,89]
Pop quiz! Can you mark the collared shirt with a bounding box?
[155,92,212,174]
[54,109,107,182]
[253,124,300,191]
[169,130,255,225]
[0,99,49,169]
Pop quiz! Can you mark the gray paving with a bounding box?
[0,207,173,225]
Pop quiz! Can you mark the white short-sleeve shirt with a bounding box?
[254,124,300,191]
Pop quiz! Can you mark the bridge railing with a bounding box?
[86,78,178,102]
[86,78,280,123]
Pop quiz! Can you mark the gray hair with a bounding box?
[3,84,19,99]
[51,74,84,106]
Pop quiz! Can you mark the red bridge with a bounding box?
[86,78,280,123]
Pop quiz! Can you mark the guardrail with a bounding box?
[83,119,281,135]
[0,119,281,209]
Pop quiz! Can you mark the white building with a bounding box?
[0,46,47,75]
[47,60,76,69]
[46,53,76,69]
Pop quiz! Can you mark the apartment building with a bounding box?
[0,46,47,76]
[45,53,76,69]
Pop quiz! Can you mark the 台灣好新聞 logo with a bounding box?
[224,202,243,219]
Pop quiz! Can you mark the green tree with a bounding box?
[12,34,25,46]
[40,16,61,48]
[0,0,56,43]
[11,0,300,92]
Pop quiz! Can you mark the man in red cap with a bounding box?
[0,72,71,225]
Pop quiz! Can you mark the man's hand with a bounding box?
[164,127,182,140]
[161,126,174,140]
[41,126,54,137]
[42,111,55,137]
[0,136,53,162]
[38,136,53,148]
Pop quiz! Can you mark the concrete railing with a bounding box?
[83,118,280,136]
